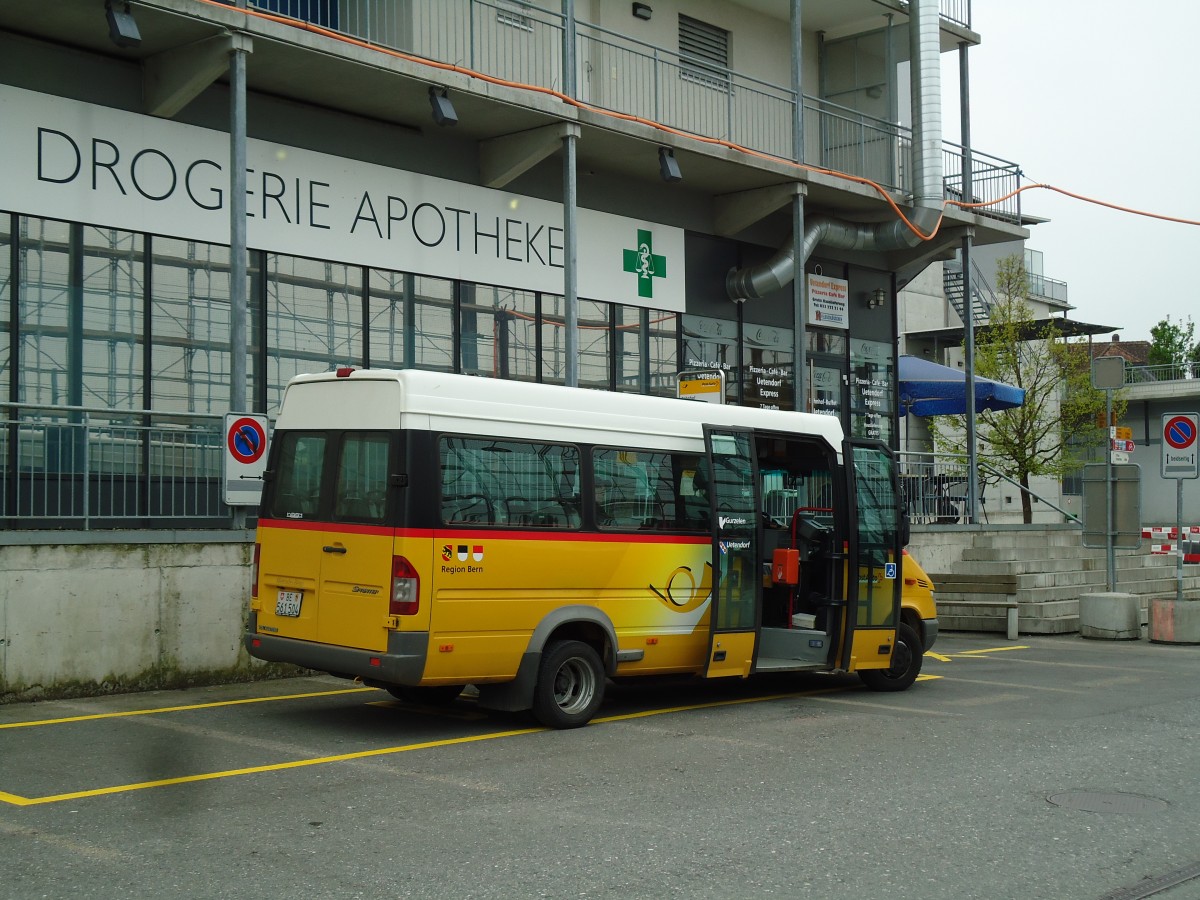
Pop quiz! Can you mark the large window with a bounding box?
[410,275,455,371]
[151,237,232,414]
[1,214,11,403]
[1,207,697,529]
[460,284,539,380]
[440,436,580,529]
[267,254,362,412]
[578,299,613,390]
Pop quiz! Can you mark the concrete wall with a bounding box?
[0,541,264,701]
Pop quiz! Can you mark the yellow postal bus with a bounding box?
[246,369,937,728]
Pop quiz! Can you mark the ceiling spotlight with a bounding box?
[105,0,142,49]
[658,147,682,183]
[429,87,458,127]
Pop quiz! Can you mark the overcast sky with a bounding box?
[941,0,1200,344]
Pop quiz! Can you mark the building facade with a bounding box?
[0,0,1028,533]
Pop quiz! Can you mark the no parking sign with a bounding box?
[223,413,270,505]
[1162,413,1199,479]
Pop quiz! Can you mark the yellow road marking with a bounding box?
[0,687,376,730]
[0,726,548,807]
[924,651,953,662]
[954,646,1030,656]
[0,681,888,807]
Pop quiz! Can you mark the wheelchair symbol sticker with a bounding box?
[884,562,897,579]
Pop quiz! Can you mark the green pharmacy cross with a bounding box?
[622,229,667,299]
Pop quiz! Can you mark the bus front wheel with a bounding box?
[858,622,922,692]
[532,640,605,729]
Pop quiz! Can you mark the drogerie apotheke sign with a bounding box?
[0,85,684,312]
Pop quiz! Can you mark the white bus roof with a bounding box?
[277,369,846,454]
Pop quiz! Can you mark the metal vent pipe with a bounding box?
[726,0,944,300]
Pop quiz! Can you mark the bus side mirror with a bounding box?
[899,511,911,548]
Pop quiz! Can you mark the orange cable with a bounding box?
[197,1,1200,236]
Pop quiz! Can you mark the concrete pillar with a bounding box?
[1079,592,1140,641]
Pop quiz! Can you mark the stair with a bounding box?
[921,528,1200,636]
[942,257,997,327]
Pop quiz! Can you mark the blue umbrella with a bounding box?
[897,354,1026,417]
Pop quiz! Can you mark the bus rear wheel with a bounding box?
[858,622,922,692]
[386,684,465,706]
[532,640,605,729]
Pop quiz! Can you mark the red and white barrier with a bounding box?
[1143,526,1200,563]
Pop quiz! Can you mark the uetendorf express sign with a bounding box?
[0,85,685,312]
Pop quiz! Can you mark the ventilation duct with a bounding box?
[726,0,944,301]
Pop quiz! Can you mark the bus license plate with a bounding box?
[276,590,303,617]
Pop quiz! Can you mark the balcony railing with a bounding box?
[1125,362,1200,384]
[1027,272,1069,306]
[2,403,236,530]
[242,0,1015,222]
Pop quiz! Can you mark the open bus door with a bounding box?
[701,426,761,678]
[838,440,904,675]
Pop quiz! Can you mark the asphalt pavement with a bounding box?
[2,631,1199,900]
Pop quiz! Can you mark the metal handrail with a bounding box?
[1125,362,1200,384]
[898,450,1081,525]
[978,460,1081,525]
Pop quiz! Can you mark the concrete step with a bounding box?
[1018,598,1080,619]
[938,613,1016,635]
[933,570,1107,591]
[937,558,1101,576]
[1019,614,1082,635]
[969,532,1092,550]
[962,546,1108,562]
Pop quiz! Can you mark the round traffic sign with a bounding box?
[1165,415,1197,450]
[227,416,267,464]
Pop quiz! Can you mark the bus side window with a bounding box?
[677,455,709,530]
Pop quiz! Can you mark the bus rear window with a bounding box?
[267,432,326,519]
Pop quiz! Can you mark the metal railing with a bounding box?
[1027,272,1069,306]
[1,402,235,530]
[898,451,974,524]
[240,0,1015,221]
[898,451,1080,525]
[1125,362,1200,384]
[576,20,796,161]
[941,142,1023,223]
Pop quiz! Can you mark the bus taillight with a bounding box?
[390,556,420,616]
[251,543,260,599]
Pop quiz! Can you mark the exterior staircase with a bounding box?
[942,256,998,327]
[920,529,1200,635]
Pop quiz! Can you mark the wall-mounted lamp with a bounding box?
[865,288,887,309]
[632,2,653,20]
[429,87,458,127]
[105,0,142,48]
[658,147,682,183]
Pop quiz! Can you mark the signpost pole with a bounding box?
[1092,357,1124,591]
[1178,480,1185,604]
[1105,389,1115,591]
